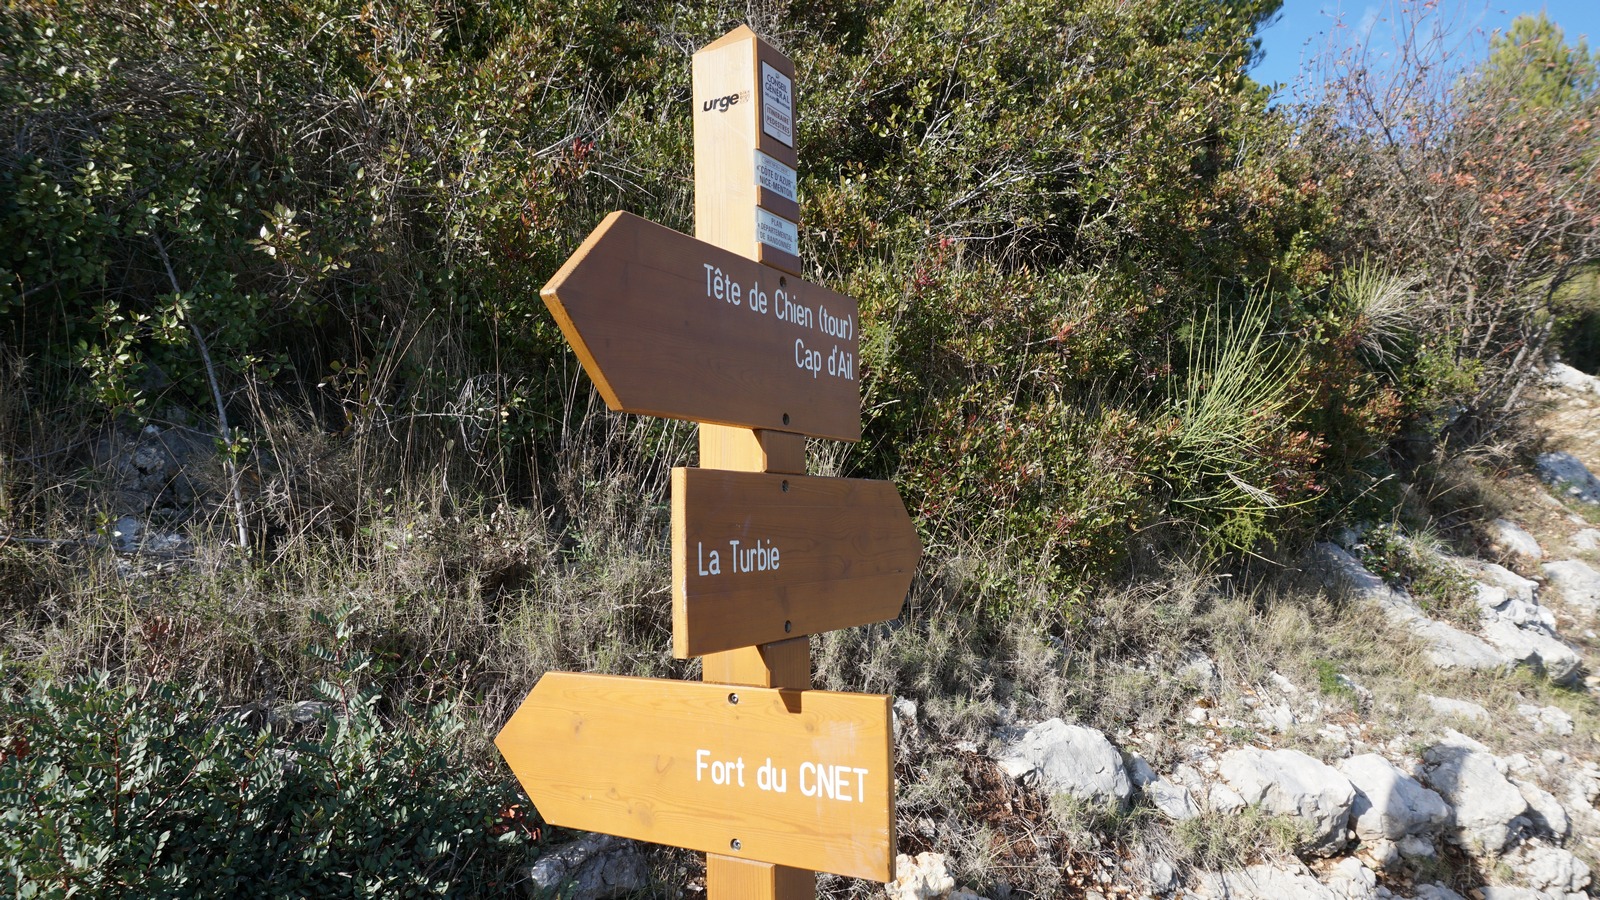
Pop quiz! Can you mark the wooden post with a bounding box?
[694,25,816,900]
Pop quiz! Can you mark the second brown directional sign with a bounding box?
[496,672,894,882]
[540,211,861,441]
[672,468,921,657]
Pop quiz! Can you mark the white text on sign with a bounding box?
[702,262,856,382]
[696,539,781,575]
[696,750,871,803]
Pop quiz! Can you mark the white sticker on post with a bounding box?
[755,150,798,203]
[756,207,800,258]
[761,62,793,147]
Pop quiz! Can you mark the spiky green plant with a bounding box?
[1159,289,1310,552]
[1338,258,1423,366]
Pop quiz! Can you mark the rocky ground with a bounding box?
[875,365,1600,900]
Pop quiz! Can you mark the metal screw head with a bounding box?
[782,413,790,426]
[784,620,793,633]
[730,838,742,851]
[728,692,740,705]
[781,480,789,492]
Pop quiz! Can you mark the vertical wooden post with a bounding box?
[693,25,816,900]
[696,442,815,900]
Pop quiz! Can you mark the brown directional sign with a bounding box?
[540,211,861,441]
[496,672,895,882]
[672,468,921,658]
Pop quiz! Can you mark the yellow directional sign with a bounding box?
[495,672,895,882]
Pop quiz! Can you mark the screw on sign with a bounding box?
[495,26,919,900]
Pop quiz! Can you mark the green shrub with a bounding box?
[1357,523,1479,627]
[1156,289,1317,554]
[1,0,1565,618]
[0,611,540,898]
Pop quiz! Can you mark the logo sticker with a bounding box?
[760,63,793,146]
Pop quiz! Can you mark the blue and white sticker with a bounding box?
[756,207,799,257]
[755,150,798,203]
[760,63,793,147]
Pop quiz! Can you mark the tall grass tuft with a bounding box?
[1159,289,1310,553]
[1338,258,1423,366]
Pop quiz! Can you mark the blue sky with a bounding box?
[1252,0,1600,97]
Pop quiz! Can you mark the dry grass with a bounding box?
[0,347,701,779]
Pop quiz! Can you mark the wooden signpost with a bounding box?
[497,24,917,898]
[495,673,893,881]
[672,468,919,657]
[540,211,862,441]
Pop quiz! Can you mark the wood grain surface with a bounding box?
[672,468,921,658]
[693,27,801,270]
[496,672,894,881]
[540,211,860,440]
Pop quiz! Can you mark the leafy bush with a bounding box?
[3,0,1590,618]
[0,609,540,898]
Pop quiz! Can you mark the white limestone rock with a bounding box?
[886,852,956,900]
[110,515,143,552]
[1147,778,1201,821]
[1467,561,1541,604]
[1207,782,1247,815]
[1339,753,1451,842]
[996,719,1130,808]
[1313,543,1406,604]
[1398,835,1438,858]
[1425,694,1491,722]
[1411,616,1513,672]
[1323,857,1378,900]
[1571,529,1600,552]
[1193,864,1340,900]
[1542,559,1600,614]
[1256,702,1297,732]
[1148,858,1178,894]
[1508,842,1593,895]
[1515,704,1575,737]
[1422,732,1530,854]
[1178,653,1220,692]
[1547,362,1600,394]
[1492,519,1546,560]
[1126,753,1157,787]
[1356,837,1401,871]
[1474,888,1541,900]
[1512,778,1570,839]
[1481,593,1559,633]
[1479,619,1583,685]
[893,697,918,739]
[1313,547,1509,670]
[1218,747,1356,856]
[525,834,649,900]
[1412,885,1466,900]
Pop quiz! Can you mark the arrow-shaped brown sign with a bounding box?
[496,672,894,882]
[540,211,862,441]
[672,468,921,658]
